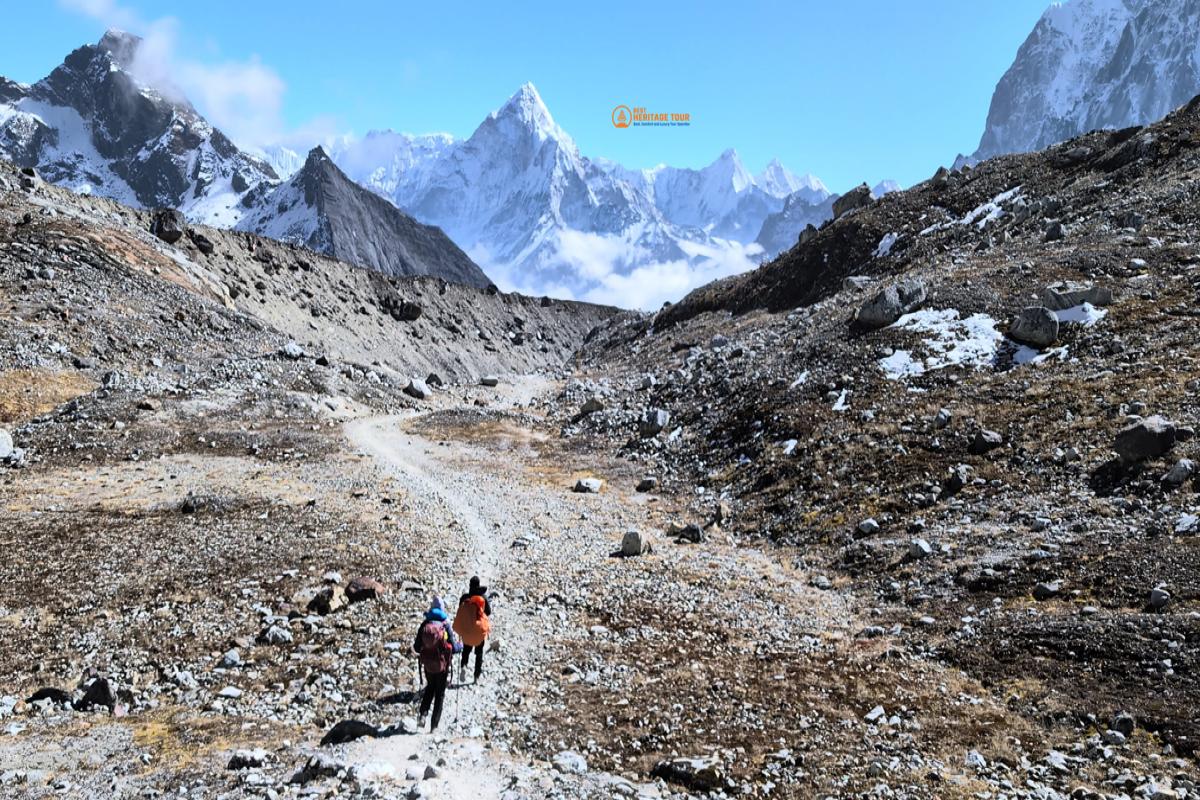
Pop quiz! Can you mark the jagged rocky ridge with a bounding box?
[970,0,1200,160]
[328,84,850,300]
[236,147,490,289]
[0,31,492,289]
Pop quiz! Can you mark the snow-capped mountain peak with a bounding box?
[96,28,141,70]
[488,81,571,145]
[972,0,1200,159]
[757,158,830,202]
[0,30,276,227]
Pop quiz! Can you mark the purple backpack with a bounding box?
[418,621,452,673]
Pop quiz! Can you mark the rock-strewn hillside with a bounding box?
[553,94,1200,789]
[0,159,614,387]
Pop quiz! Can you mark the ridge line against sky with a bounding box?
[6,0,1053,190]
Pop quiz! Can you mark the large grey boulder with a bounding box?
[832,183,872,219]
[403,379,430,400]
[1041,282,1113,310]
[1009,306,1059,348]
[1114,415,1176,464]
[856,279,927,329]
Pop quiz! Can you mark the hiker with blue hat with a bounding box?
[412,596,457,732]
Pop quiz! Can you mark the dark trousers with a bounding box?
[460,643,484,679]
[419,667,448,730]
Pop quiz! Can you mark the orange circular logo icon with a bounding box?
[612,105,632,129]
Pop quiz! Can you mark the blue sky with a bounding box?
[8,1,1049,191]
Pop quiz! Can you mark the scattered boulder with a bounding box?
[676,523,705,544]
[832,183,872,220]
[856,518,880,537]
[908,538,933,560]
[426,372,445,388]
[579,397,605,415]
[74,677,116,712]
[855,279,927,329]
[228,749,269,770]
[1044,221,1068,241]
[346,576,386,603]
[573,478,603,494]
[0,430,12,461]
[1115,415,1177,464]
[150,208,185,244]
[320,719,379,746]
[639,408,670,438]
[843,275,872,291]
[1162,458,1194,489]
[553,750,588,774]
[1111,712,1136,737]
[1040,282,1113,310]
[635,476,658,492]
[280,341,305,360]
[620,529,653,557]
[189,231,215,255]
[1009,306,1059,348]
[258,624,293,645]
[404,378,431,400]
[27,687,72,706]
[1033,580,1061,601]
[1148,586,1171,611]
[651,757,724,791]
[969,430,1004,455]
[307,585,348,615]
[480,375,499,387]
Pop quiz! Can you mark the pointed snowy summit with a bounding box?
[489,81,569,143]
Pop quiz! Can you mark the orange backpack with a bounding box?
[452,595,491,647]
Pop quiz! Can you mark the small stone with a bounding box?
[228,749,269,770]
[217,686,242,699]
[635,476,658,492]
[908,538,933,559]
[346,576,386,603]
[969,430,1004,455]
[1033,580,1061,601]
[856,518,880,537]
[1149,586,1171,610]
[553,750,588,774]
[573,478,602,494]
[620,529,653,557]
[639,408,671,438]
[219,648,242,668]
[479,375,499,387]
[1009,306,1059,348]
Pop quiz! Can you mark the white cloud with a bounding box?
[58,0,340,151]
[483,227,762,311]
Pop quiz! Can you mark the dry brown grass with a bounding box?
[0,369,96,424]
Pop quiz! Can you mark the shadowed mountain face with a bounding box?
[972,0,1200,160]
[0,30,491,288]
[0,30,277,227]
[237,147,491,288]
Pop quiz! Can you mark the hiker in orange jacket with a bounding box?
[453,576,492,683]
